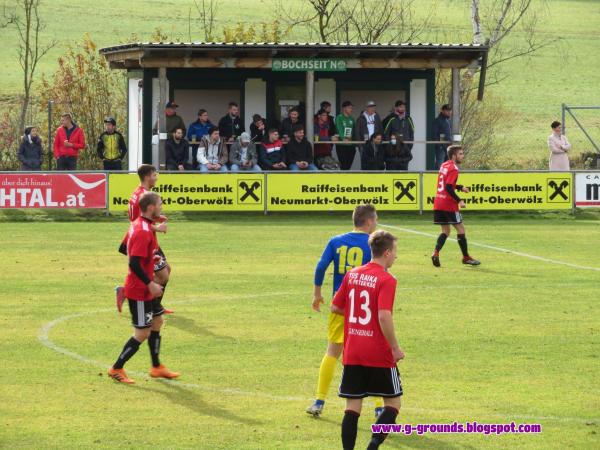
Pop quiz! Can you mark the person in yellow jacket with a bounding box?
[97,117,127,170]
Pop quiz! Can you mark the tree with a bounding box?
[39,34,126,170]
[6,0,57,134]
[193,0,218,41]
[446,0,559,167]
[276,0,434,43]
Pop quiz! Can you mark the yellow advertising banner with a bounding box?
[267,173,420,211]
[108,173,265,212]
[423,172,572,210]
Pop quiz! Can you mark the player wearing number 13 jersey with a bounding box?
[306,205,384,418]
[333,230,404,450]
[432,145,480,268]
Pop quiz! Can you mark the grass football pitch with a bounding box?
[1,211,599,449]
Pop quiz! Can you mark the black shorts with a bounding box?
[339,365,403,398]
[128,298,165,329]
[154,247,168,272]
[433,210,462,225]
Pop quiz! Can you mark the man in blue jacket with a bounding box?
[187,109,214,169]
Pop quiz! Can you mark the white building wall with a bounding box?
[409,79,427,171]
[127,78,143,170]
[244,79,267,130]
[314,78,336,115]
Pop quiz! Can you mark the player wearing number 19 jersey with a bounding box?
[306,205,384,417]
[432,145,480,268]
[333,230,404,450]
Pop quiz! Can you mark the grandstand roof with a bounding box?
[100,41,488,70]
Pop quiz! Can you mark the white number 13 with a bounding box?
[348,288,371,325]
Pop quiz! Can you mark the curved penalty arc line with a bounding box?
[37,295,599,424]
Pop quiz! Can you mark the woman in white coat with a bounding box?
[548,121,571,171]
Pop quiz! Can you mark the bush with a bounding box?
[38,34,126,170]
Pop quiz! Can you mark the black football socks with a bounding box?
[368,406,399,449]
[457,233,469,257]
[114,337,141,369]
[148,330,161,367]
[342,410,360,450]
[435,233,448,253]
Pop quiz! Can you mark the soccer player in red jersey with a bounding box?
[116,164,173,314]
[108,192,179,383]
[332,230,405,450]
[431,145,480,267]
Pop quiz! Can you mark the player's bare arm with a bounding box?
[330,304,344,315]
[153,221,168,233]
[148,281,163,298]
[312,285,324,312]
[378,310,405,362]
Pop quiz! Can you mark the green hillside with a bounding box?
[0,0,598,166]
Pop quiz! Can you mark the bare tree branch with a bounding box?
[193,0,218,41]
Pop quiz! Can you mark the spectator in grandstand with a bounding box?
[18,126,43,171]
[548,121,571,171]
[385,134,412,170]
[361,132,385,170]
[218,102,244,143]
[314,109,339,170]
[259,128,287,170]
[383,100,414,151]
[432,104,452,168]
[285,125,318,171]
[53,112,86,170]
[97,117,127,170]
[166,127,191,171]
[152,101,186,135]
[280,107,303,143]
[355,101,383,142]
[230,132,261,172]
[314,100,335,130]
[197,126,229,172]
[187,109,214,169]
[250,114,268,143]
[335,100,356,170]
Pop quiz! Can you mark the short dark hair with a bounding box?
[292,124,304,133]
[353,204,377,228]
[447,145,463,159]
[137,164,156,181]
[288,107,299,114]
[317,108,328,116]
[320,101,331,108]
[208,126,219,135]
[441,104,452,111]
[198,108,207,116]
[253,114,263,123]
[551,121,561,129]
[228,102,239,108]
[139,192,161,213]
[268,127,279,135]
[395,100,406,107]
[369,230,397,258]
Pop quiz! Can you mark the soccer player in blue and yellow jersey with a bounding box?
[306,204,384,417]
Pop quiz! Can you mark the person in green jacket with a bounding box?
[335,101,356,170]
[152,101,186,135]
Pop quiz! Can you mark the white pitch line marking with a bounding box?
[37,292,599,424]
[380,223,600,272]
